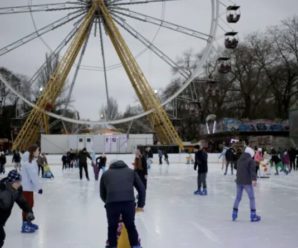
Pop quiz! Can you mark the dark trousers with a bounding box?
[197,173,207,190]
[224,160,234,175]
[22,192,34,221]
[159,156,162,165]
[79,163,89,180]
[0,225,5,248]
[93,166,101,181]
[38,165,44,177]
[106,202,140,247]
[289,160,295,171]
[0,163,4,174]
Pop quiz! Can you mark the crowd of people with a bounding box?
[0,143,297,247]
[219,144,298,176]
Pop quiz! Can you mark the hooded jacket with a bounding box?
[236,152,257,185]
[0,179,32,225]
[194,150,208,173]
[100,160,145,208]
[20,152,42,192]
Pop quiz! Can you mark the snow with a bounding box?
[1,154,298,248]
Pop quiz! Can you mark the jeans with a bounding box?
[197,173,207,190]
[233,184,256,210]
[105,202,140,247]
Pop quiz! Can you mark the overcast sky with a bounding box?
[0,0,297,121]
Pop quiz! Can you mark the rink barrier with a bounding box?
[2,153,222,168]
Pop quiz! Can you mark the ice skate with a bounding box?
[21,222,36,233]
[232,209,238,221]
[250,211,261,222]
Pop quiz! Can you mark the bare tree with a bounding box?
[99,97,120,120]
[262,17,298,118]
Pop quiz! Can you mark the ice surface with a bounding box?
[1,154,298,248]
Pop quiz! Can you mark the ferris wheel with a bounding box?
[0,0,240,150]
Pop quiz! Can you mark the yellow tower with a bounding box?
[12,0,183,151]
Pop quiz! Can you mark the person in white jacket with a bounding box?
[20,144,43,233]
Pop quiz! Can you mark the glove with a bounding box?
[38,189,43,194]
[26,212,35,221]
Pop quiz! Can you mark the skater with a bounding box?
[78,148,92,180]
[186,152,194,164]
[164,150,169,165]
[270,149,288,175]
[145,147,153,169]
[193,145,208,195]
[94,153,107,181]
[254,148,263,177]
[218,144,228,170]
[232,146,261,222]
[282,150,290,173]
[133,149,148,190]
[0,170,35,247]
[100,160,145,248]
[224,146,235,175]
[0,152,6,175]
[37,153,48,177]
[158,149,163,165]
[69,149,77,168]
[61,153,68,170]
[12,150,21,171]
[288,147,297,171]
[20,145,43,232]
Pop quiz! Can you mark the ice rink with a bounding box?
[1,154,298,248]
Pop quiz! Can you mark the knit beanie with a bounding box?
[6,170,22,183]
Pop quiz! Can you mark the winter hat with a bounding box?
[6,170,22,183]
[244,146,255,158]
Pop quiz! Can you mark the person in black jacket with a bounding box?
[100,160,145,248]
[232,146,261,222]
[0,170,35,247]
[78,148,92,180]
[288,147,297,171]
[193,145,208,195]
[224,147,236,175]
[0,152,6,174]
[94,153,107,181]
[12,150,21,171]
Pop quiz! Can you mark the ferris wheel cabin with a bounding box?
[226,5,241,23]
